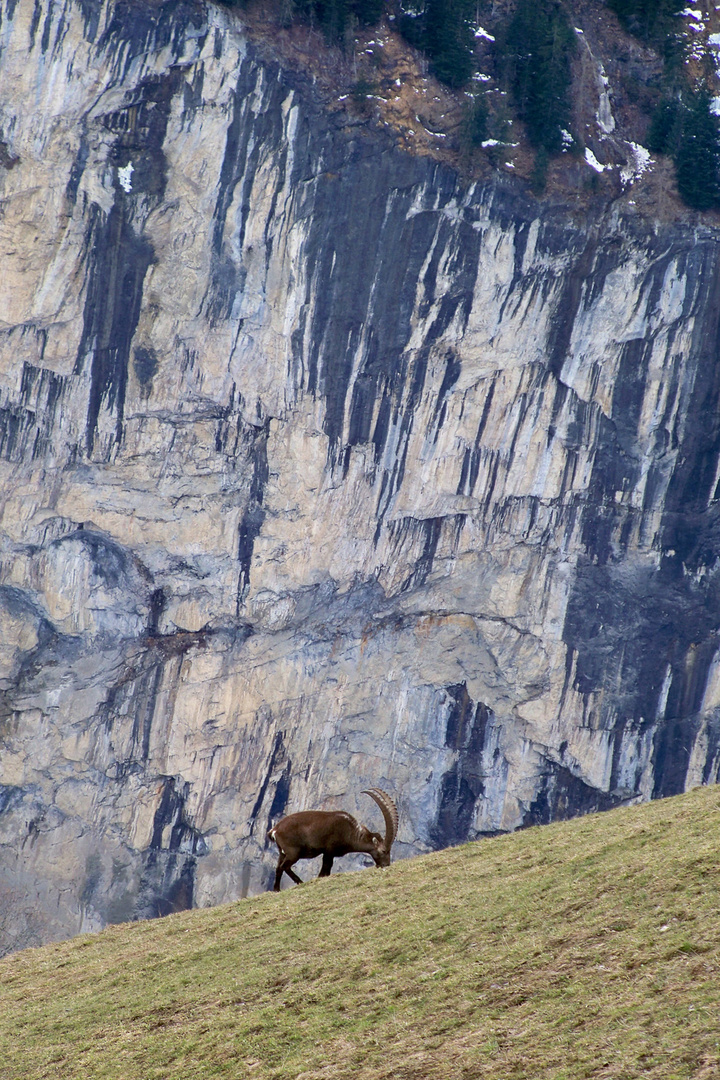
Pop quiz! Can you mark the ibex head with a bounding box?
[360,788,399,868]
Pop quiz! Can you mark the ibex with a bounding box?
[267,788,398,892]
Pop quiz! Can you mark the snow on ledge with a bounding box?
[621,142,654,186]
[585,148,606,173]
[118,162,133,192]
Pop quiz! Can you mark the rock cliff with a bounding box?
[2,0,720,951]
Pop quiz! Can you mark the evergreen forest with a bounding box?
[223,0,720,211]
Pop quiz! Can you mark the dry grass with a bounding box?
[1,786,720,1079]
[240,1,472,163]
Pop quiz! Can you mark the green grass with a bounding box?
[1,786,720,1079]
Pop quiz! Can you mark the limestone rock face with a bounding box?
[2,0,720,952]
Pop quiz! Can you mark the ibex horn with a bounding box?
[362,788,398,852]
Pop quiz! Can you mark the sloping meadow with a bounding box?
[1,785,719,1079]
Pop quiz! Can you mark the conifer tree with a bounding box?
[283,0,383,43]
[397,0,476,89]
[646,97,682,155]
[674,90,720,211]
[461,94,489,148]
[354,0,383,24]
[607,0,684,45]
[504,0,575,154]
[424,0,476,89]
[318,0,348,42]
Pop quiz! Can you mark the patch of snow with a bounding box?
[585,148,606,173]
[574,27,584,34]
[620,142,654,186]
[473,73,492,82]
[680,7,703,17]
[474,26,495,41]
[561,128,574,150]
[688,22,705,32]
[708,33,720,45]
[418,118,446,137]
[481,139,501,147]
[118,162,133,192]
[711,96,720,115]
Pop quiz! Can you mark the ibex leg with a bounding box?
[318,854,334,878]
[273,856,303,891]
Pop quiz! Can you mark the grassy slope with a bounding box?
[1,787,719,1080]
